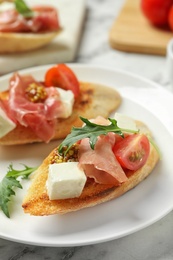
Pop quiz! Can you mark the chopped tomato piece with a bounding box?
[113,134,150,171]
[44,64,80,98]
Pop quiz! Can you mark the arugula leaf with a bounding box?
[6,164,36,179]
[58,116,138,155]
[14,0,34,18]
[0,164,37,218]
[0,177,21,218]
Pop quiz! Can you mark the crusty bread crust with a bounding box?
[22,122,159,216]
[0,30,61,53]
[0,82,121,145]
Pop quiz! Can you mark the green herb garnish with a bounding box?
[14,0,34,18]
[0,164,37,218]
[58,116,138,155]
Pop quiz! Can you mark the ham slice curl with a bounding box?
[78,132,128,185]
[7,73,64,142]
[0,6,60,33]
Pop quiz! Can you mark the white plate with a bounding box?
[0,64,173,247]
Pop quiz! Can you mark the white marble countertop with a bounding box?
[1,0,173,259]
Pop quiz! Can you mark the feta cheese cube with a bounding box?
[0,2,14,12]
[0,107,16,138]
[114,112,138,131]
[57,88,74,118]
[47,162,87,200]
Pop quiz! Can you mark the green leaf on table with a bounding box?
[0,164,37,218]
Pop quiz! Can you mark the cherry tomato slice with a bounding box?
[113,134,150,171]
[44,64,80,98]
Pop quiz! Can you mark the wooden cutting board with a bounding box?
[109,0,173,55]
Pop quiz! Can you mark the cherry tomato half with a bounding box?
[141,0,173,26]
[45,64,80,98]
[113,134,150,171]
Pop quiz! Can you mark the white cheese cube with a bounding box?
[114,112,138,131]
[47,162,87,200]
[0,107,16,138]
[0,2,14,12]
[57,88,74,118]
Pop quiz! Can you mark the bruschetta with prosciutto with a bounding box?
[0,0,61,53]
[22,114,159,216]
[0,64,121,145]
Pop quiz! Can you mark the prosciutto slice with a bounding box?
[0,6,60,33]
[7,73,64,142]
[78,133,128,185]
[30,6,60,32]
[0,9,28,32]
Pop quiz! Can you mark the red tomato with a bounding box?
[113,134,150,171]
[168,6,173,30]
[141,0,173,26]
[45,64,80,98]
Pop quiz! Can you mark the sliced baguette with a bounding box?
[0,82,121,145]
[0,30,61,54]
[22,121,159,216]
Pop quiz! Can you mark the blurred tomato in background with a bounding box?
[141,0,173,26]
[168,6,173,30]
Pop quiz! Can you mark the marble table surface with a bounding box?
[1,0,173,259]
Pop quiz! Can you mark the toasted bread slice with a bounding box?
[22,122,159,216]
[0,82,121,145]
[0,30,61,54]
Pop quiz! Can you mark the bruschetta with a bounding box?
[0,64,121,145]
[0,0,61,53]
[22,114,160,216]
